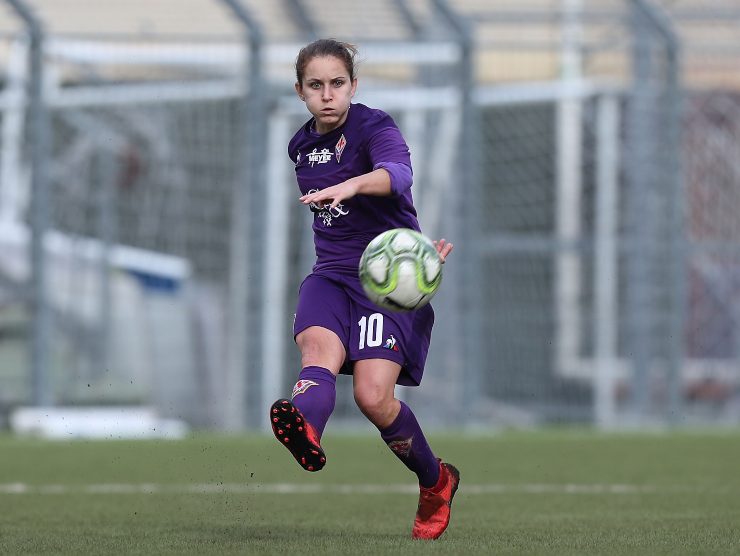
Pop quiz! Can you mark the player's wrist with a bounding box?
[353,169,392,196]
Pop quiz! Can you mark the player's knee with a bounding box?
[297,340,328,369]
[300,345,326,368]
[296,328,344,370]
[353,387,393,424]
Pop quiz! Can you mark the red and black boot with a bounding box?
[270,398,326,472]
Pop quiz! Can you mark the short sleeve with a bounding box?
[367,126,412,168]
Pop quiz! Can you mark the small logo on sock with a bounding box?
[292,379,319,398]
[387,437,413,458]
[383,335,399,351]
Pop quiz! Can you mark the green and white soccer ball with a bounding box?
[359,228,443,312]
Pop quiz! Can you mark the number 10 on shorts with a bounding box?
[358,313,384,349]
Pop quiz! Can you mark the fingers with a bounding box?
[433,238,454,263]
[300,187,343,209]
[300,196,340,209]
[300,194,333,210]
[299,191,324,205]
[300,181,362,210]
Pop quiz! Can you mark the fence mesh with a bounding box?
[1,0,740,430]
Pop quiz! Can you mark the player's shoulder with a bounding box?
[351,103,397,130]
[288,118,314,158]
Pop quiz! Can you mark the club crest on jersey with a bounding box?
[335,134,347,163]
[387,437,413,458]
[307,147,332,166]
[292,379,319,398]
[383,335,399,351]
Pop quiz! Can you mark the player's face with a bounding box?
[296,56,357,134]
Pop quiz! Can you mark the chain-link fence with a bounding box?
[1,0,739,431]
[431,0,740,428]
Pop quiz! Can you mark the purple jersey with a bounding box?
[288,103,421,274]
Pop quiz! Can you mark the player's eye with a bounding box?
[309,82,320,89]
[333,80,344,87]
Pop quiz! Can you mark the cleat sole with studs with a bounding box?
[269,399,326,472]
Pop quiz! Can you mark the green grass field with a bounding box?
[1,429,739,555]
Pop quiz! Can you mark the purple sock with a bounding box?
[380,401,440,488]
[290,366,336,437]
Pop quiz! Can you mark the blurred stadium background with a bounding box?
[0,0,739,435]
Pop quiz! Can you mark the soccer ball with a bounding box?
[359,228,443,312]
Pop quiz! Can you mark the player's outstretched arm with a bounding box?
[299,168,392,209]
[434,239,453,263]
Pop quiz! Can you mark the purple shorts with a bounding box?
[293,271,434,386]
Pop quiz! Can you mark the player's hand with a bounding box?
[300,181,359,210]
[434,238,453,263]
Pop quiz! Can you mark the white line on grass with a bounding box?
[0,483,701,495]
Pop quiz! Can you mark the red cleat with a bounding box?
[412,460,460,540]
[269,399,326,472]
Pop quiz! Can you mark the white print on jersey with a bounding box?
[307,148,332,166]
[318,205,349,226]
[306,188,349,227]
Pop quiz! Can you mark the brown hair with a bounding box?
[295,39,358,85]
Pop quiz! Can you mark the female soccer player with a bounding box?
[270,39,459,540]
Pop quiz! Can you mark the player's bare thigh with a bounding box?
[295,325,345,376]
[353,359,402,428]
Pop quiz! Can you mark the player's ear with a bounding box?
[295,82,305,101]
[350,78,358,97]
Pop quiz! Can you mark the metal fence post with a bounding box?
[628,0,682,424]
[665,40,685,427]
[431,0,482,426]
[594,93,620,429]
[218,0,267,430]
[632,1,685,426]
[6,0,52,407]
[94,149,117,383]
[626,0,655,423]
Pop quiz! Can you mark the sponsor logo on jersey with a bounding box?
[306,188,349,227]
[307,147,332,166]
[387,437,413,458]
[384,335,399,351]
[292,379,319,398]
[295,151,301,166]
[335,134,347,163]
